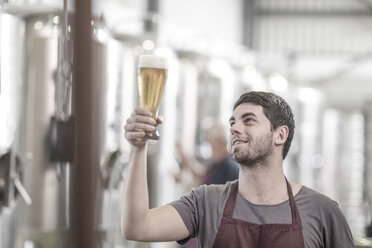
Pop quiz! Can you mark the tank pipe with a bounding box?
[70,0,96,247]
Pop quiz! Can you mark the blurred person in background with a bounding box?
[174,122,239,248]
[122,91,354,248]
[174,122,239,187]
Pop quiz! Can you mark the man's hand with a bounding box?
[124,108,163,147]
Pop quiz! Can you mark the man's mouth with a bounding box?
[231,138,248,146]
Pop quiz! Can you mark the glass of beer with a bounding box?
[137,54,168,140]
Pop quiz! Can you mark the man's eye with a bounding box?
[244,118,253,124]
[229,122,235,127]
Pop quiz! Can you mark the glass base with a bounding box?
[144,130,160,141]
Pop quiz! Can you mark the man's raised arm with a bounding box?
[121,108,190,242]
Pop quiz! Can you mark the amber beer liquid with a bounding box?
[137,55,168,140]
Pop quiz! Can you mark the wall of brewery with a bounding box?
[0,0,371,247]
[160,0,243,50]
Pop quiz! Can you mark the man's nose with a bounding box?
[229,121,242,135]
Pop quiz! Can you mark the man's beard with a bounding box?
[231,133,274,168]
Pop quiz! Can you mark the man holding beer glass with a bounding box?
[122,68,354,247]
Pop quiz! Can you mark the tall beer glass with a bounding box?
[137,54,168,140]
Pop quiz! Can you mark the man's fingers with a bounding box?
[156,116,163,125]
[133,108,152,117]
[125,123,156,132]
[126,115,156,125]
[124,131,146,140]
[124,109,164,147]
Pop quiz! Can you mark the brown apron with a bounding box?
[212,179,305,248]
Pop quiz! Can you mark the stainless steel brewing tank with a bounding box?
[15,14,71,248]
[0,12,25,248]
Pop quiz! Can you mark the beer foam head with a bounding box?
[138,55,168,69]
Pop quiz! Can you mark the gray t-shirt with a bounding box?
[169,180,355,248]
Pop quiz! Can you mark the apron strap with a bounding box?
[222,183,239,218]
[285,177,302,226]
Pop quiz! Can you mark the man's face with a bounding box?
[229,103,274,166]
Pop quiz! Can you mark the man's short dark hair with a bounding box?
[233,91,295,159]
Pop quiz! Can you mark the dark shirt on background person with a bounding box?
[203,155,238,185]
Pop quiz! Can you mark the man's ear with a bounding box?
[274,125,289,146]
